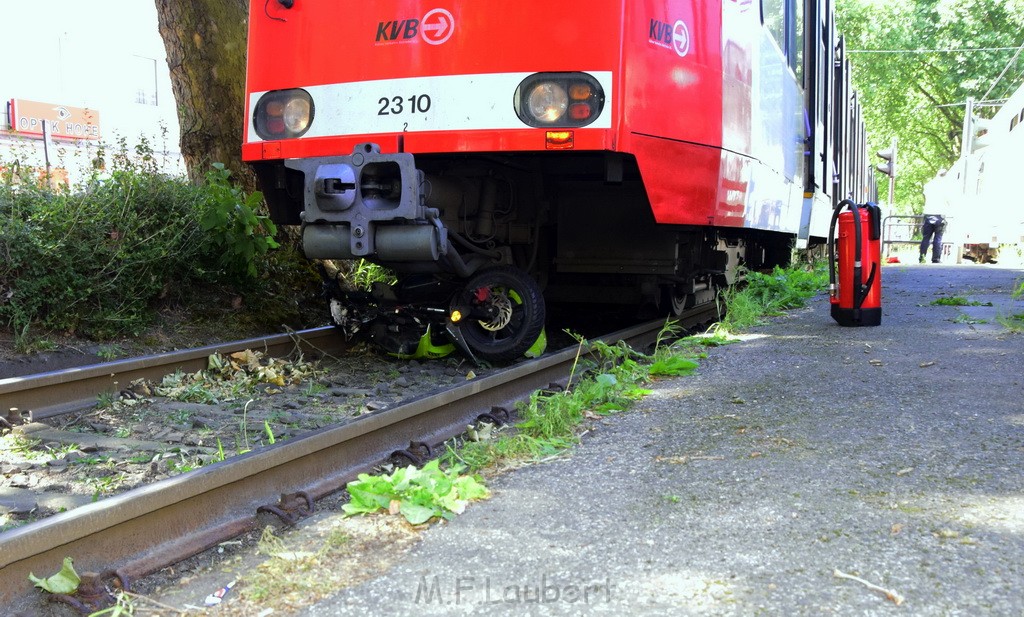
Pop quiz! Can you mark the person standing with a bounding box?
[920,169,951,263]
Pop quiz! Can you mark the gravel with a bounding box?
[0,351,487,533]
[295,263,1024,616]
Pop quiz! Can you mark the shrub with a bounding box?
[1,170,209,337]
[0,147,295,341]
[199,163,279,282]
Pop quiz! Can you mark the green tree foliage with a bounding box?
[837,0,1024,212]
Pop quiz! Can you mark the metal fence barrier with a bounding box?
[882,214,956,262]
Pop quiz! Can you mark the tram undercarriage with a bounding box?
[257,145,792,363]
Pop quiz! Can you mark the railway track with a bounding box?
[0,305,716,614]
[1,326,350,421]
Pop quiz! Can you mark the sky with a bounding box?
[0,0,181,148]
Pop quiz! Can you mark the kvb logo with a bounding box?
[648,18,690,57]
[376,8,454,45]
[376,19,420,42]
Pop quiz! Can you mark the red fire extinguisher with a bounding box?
[828,200,882,326]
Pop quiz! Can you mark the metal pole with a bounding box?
[887,137,896,207]
[961,97,974,157]
[42,119,52,185]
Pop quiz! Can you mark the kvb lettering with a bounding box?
[648,19,673,45]
[376,19,420,42]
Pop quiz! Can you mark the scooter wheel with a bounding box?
[453,266,545,363]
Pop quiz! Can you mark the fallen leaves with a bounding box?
[153,349,317,402]
[29,556,80,594]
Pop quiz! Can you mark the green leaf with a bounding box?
[649,356,699,376]
[437,491,465,514]
[389,466,413,492]
[453,475,490,501]
[400,501,438,525]
[29,557,80,594]
[342,459,489,523]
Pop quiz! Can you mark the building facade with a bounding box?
[0,1,184,187]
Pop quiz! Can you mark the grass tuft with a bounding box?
[716,263,827,332]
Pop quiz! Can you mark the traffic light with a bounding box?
[876,145,896,178]
[960,98,992,155]
[875,138,897,205]
[971,116,991,151]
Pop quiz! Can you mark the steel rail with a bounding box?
[0,326,349,421]
[0,318,677,613]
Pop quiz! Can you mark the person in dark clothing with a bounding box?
[920,169,950,263]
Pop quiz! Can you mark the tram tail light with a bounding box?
[569,83,592,100]
[568,103,591,121]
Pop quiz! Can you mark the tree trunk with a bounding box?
[154,0,255,192]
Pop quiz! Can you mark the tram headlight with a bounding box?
[527,83,568,122]
[254,89,314,140]
[515,73,604,128]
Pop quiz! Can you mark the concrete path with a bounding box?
[300,263,1024,616]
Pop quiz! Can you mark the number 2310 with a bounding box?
[378,94,431,116]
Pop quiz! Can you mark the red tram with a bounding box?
[243,1,872,361]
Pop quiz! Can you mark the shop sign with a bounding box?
[7,99,101,140]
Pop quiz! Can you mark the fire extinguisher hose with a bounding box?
[850,201,863,321]
[827,200,850,294]
[857,262,878,311]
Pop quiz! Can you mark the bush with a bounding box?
[0,150,296,342]
[1,174,203,338]
[200,163,279,282]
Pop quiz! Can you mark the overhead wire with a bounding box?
[852,40,1024,111]
[980,40,1024,103]
[848,46,1019,54]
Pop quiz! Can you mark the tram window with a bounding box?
[762,0,801,78]
[763,0,785,51]
[792,0,803,81]
[1012,116,1018,131]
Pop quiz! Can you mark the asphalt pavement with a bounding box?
[301,262,1024,616]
